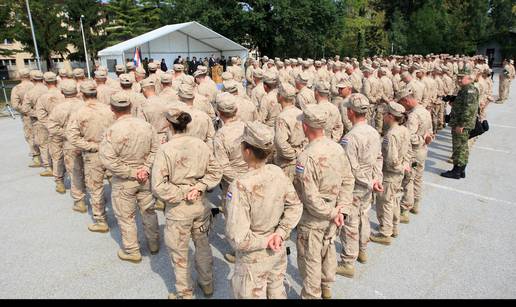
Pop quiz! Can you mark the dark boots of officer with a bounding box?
[441,165,465,179]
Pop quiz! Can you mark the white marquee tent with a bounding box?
[97,21,248,73]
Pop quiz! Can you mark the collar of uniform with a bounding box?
[118,114,133,121]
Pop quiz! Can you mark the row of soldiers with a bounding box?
[9,52,499,299]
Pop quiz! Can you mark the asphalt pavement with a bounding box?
[0,73,515,299]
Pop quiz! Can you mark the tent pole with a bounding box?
[187,35,190,59]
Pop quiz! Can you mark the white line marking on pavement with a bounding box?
[475,146,511,154]
[490,124,516,129]
[425,182,516,205]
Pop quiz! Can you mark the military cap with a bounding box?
[73,68,85,78]
[60,79,78,95]
[181,75,195,86]
[30,70,44,81]
[267,59,275,65]
[314,80,331,94]
[243,121,274,150]
[262,56,269,62]
[94,70,107,79]
[401,71,412,79]
[276,61,284,68]
[119,74,133,85]
[263,71,278,85]
[253,68,264,79]
[18,68,30,78]
[221,71,234,81]
[58,68,67,77]
[284,59,291,65]
[396,86,413,101]
[307,59,314,64]
[344,93,370,113]
[386,101,406,117]
[321,59,327,64]
[231,57,238,64]
[135,67,146,76]
[173,64,184,72]
[43,72,57,82]
[165,107,185,124]
[362,65,373,73]
[98,66,109,73]
[223,80,239,93]
[141,78,155,88]
[291,59,298,65]
[314,61,322,67]
[301,60,310,68]
[115,64,125,73]
[337,78,353,88]
[344,63,353,70]
[457,67,473,77]
[66,70,74,78]
[302,104,328,129]
[193,69,207,78]
[274,57,280,62]
[110,91,131,107]
[295,71,310,84]
[278,82,297,100]
[216,93,237,113]
[80,80,97,95]
[148,62,158,71]
[178,83,195,99]
[126,62,135,70]
[161,73,173,84]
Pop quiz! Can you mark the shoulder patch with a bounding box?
[340,137,349,146]
[226,191,233,200]
[383,137,389,145]
[295,163,305,174]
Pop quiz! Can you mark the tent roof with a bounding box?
[98,21,247,57]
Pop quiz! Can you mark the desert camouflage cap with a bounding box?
[60,79,78,95]
[135,67,146,76]
[278,82,297,100]
[223,80,239,93]
[126,62,135,70]
[253,68,264,79]
[110,91,131,107]
[30,70,44,81]
[396,86,413,101]
[160,73,173,84]
[58,68,67,77]
[295,71,310,84]
[263,71,278,84]
[178,83,195,99]
[148,62,158,71]
[80,80,97,95]
[344,93,370,113]
[18,68,30,78]
[165,107,185,124]
[337,78,353,88]
[302,104,328,129]
[216,93,237,113]
[115,64,125,73]
[43,72,57,82]
[94,70,107,79]
[221,71,234,81]
[119,73,133,85]
[386,101,406,117]
[173,64,184,72]
[141,78,155,88]
[181,75,195,86]
[314,80,331,94]
[243,121,275,150]
[73,68,85,78]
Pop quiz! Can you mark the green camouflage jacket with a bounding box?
[450,83,479,130]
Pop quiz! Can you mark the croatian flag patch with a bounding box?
[295,163,305,174]
[383,138,389,145]
[340,137,349,146]
[226,192,233,200]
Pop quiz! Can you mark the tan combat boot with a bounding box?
[117,249,142,263]
[148,240,160,255]
[370,233,392,245]
[39,167,53,177]
[55,181,66,194]
[400,210,410,224]
[154,199,165,211]
[198,282,214,298]
[336,262,355,278]
[29,155,42,168]
[358,251,367,264]
[392,228,399,238]
[73,200,87,213]
[322,288,332,299]
[88,221,109,233]
[224,252,236,263]
[168,292,194,299]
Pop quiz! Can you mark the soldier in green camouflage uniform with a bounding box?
[441,68,479,179]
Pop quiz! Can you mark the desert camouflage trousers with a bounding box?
[49,138,65,182]
[33,121,51,168]
[82,152,107,222]
[376,174,404,237]
[22,115,38,157]
[63,147,86,202]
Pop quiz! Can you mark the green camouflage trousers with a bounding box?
[452,128,470,167]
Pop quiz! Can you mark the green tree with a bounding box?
[63,0,108,64]
[389,9,408,54]
[10,0,69,70]
[104,0,153,46]
[0,0,18,56]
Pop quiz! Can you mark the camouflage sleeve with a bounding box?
[373,138,384,183]
[205,117,216,151]
[35,96,47,122]
[10,86,20,110]
[99,130,138,180]
[406,114,425,147]
[225,180,268,252]
[339,104,353,133]
[66,113,98,152]
[384,134,403,174]
[274,179,303,241]
[143,127,159,173]
[331,112,344,143]
[274,117,297,161]
[47,106,65,138]
[151,146,189,203]
[213,133,234,183]
[294,156,341,220]
[258,97,269,124]
[335,154,355,216]
[193,147,222,193]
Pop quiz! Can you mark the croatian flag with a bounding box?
[133,47,142,67]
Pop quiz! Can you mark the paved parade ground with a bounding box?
[0,75,515,299]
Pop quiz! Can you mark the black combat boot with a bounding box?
[460,165,466,178]
[440,165,462,179]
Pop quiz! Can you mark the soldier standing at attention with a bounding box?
[226,121,302,299]
[259,71,281,127]
[67,81,115,233]
[10,69,36,163]
[47,80,87,213]
[441,68,479,179]
[336,79,354,135]
[274,82,306,181]
[397,87,433,218]
[99,92,160,263]
[152,108,222,299]
[336,93,383,278]
[370,102,411,244]
[314,80,343,143]
[294,105,354,299]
